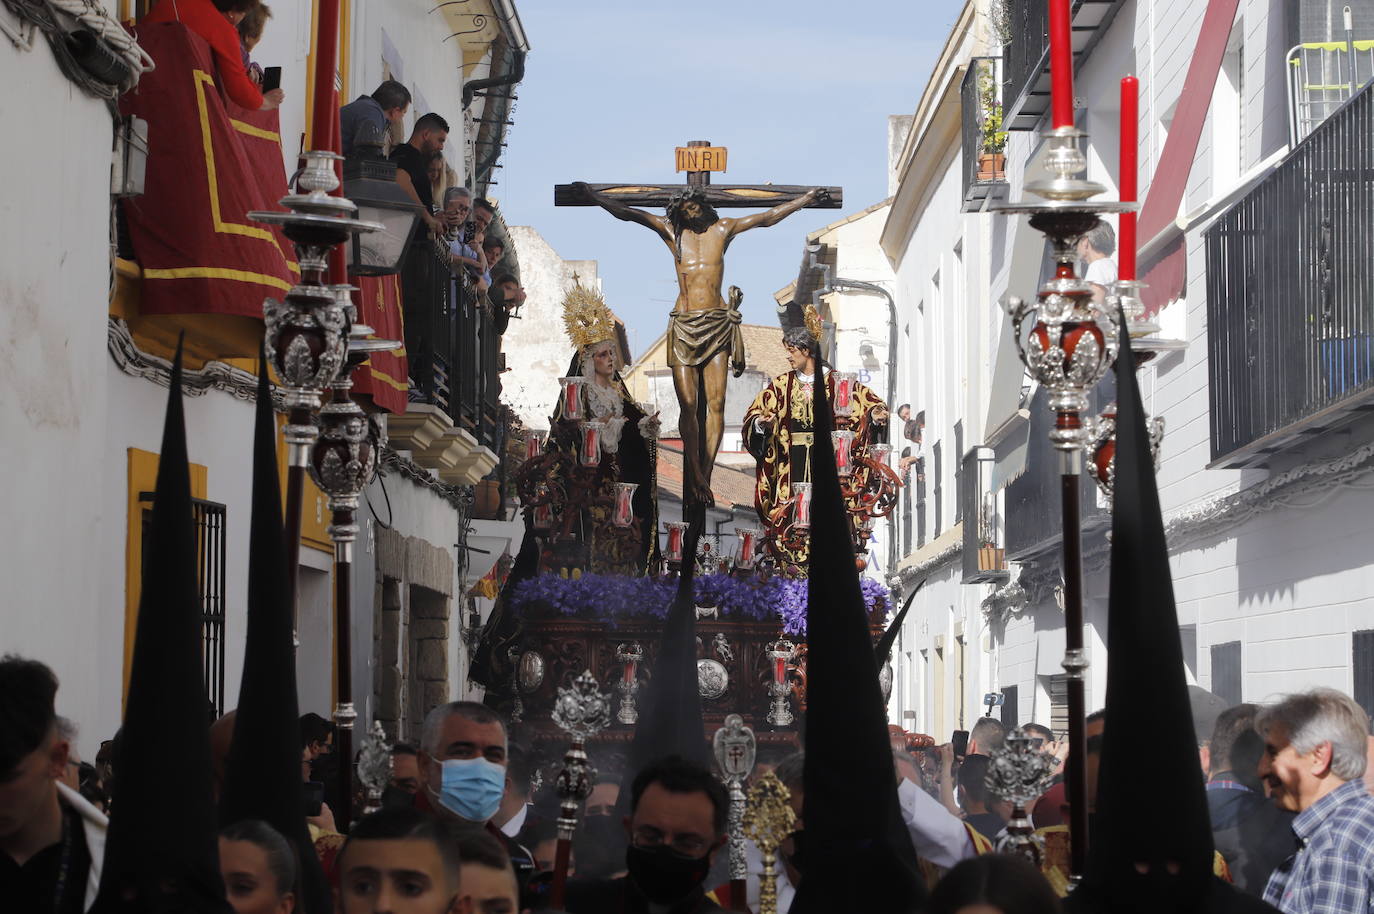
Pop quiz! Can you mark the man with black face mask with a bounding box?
[562,756,728,914]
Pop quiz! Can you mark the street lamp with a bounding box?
[343,127,423,277]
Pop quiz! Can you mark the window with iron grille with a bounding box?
[139,494,228,718]
[1354,630,1374,721]
[1000,684,1019,731]
[1211,641,1242,707]
[1045,674,1069,738]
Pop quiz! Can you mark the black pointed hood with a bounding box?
[1077,321,1215,909]
[218,359,331,912]
[94,343,231,913]
[790,343,925,914]
[624,518,712,776]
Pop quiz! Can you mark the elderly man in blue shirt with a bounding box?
[1259,688,1374,914]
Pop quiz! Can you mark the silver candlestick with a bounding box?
[993,123,1132,881]
[765,639,796,727]
[616,642,643,725]
[713,714,758,889]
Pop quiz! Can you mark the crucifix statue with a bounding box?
[557,140,840,512]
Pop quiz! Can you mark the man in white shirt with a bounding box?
[1076,219,1118,303]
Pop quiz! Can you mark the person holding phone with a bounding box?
[143,0,284,110]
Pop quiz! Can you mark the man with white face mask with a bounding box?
[415,703,537,906]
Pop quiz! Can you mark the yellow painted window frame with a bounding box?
[124,448,210,703]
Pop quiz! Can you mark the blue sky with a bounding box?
[496,0,966,358]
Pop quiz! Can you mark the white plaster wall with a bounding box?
[825,204,898,408]
[888,563,993,739]
[347,0,470,175]
[0,30,118,762]
[892,161,978,547]
[501,225,583,428]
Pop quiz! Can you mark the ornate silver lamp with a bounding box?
[993,127,1133,880]
[355,720,393,816]
[549,670,612,909]
[306,286,399,828]
[249,152,382,641]
[985,728,1059,867]
[765,639,796,727]
[1082,281,1186,500]
[616,642,643,725]
[713,714,758,900]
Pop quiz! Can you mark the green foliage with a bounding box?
[977,66,1007,154]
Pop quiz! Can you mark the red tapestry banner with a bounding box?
[352,275,410,414]
[119,23,297,319]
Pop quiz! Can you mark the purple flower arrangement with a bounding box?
[512,572,888,637]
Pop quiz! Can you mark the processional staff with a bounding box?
[743,771,796,914]
[713,714,758,909]
[549,670,612,909]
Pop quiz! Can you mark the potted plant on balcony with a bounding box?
[977,69,1008,181]
[976,498,1005,572]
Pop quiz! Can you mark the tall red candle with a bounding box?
[1119,75,1140,280]
[1048,0,1075,128]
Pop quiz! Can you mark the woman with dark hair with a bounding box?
[928,854,1062,914]
[219,819,298,914]
[143,0,284,110]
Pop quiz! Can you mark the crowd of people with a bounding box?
[338,81,526,403]
[7,643,1374,914]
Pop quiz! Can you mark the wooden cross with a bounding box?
[554,139,843,211]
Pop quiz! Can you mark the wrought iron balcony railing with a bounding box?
[963,57,1009,213]
[1000,0,1125,131]
[404,244,507,457]
[1206,79,1374,467]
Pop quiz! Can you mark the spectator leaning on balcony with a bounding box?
[443,187,491,295]
[1076,219,1117,303]
[490,273,525,335]
[144,0,284,111]
[340,80,410,157]
[427,152,447,205]
[235,2,270,86]
[390,113,448,237]
[482,236,506,278]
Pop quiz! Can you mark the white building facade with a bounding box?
[880,0,1374,739]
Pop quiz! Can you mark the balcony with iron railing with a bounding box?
[962,57,1010,213]
[1206,79,1374,468]
[999,0,1125,131]
[387,244,506,487]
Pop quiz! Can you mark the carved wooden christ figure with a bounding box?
[561,171,837,509]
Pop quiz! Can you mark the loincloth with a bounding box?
[667,306,745,371]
